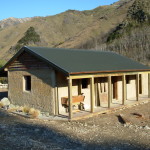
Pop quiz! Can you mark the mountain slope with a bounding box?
[0,0,135,61]
[0,17,32,29]
[107,0,150,42]
[98,0,150,65]
[58,0,135,49]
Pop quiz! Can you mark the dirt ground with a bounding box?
[0,101,150,150]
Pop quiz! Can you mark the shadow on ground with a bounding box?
[0,109,149,150]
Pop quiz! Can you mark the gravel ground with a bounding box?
[0,101,150,150]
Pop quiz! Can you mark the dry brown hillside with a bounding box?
[0,0,134,61]
[58,0,134,49]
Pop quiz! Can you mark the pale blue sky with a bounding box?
[0,0,118,20]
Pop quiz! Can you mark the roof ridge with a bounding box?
[25,46,116,54]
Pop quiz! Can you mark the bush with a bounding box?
[18,27,41,45]
[10,26,41,52]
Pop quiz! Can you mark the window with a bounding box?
[82,79,88,89]
[23,76,31,91]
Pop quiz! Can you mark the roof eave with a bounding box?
[3,47,25,71]
[69,69,150,75]
[2,46,69,76]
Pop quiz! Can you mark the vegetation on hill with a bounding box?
[0,0,134,60]
[107,0,150,43]
[75,0,150,65]
[10,26,41,52]
[101,0,150,65]
[0,0,149,66]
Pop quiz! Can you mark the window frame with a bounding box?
[23,75,31,92]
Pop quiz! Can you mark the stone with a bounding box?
[0,97,10,107]
[9,104,16,109]
[144,126,150,130]
[45,112,50,117]
[84,123,87,127]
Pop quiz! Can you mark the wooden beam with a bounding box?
[108,76,111,108]
[148,73,150,98]
[69,71,150,80]
[139,74,142,94]
[122,75,126,105]
[78,79,82,95]
[68,77,73,119]
[90,77,95,113]
[136,74,139,101]
[54,87,59,115]
[97,82,101,106]
[94,78,98,107]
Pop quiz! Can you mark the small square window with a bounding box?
[23,76,31,91]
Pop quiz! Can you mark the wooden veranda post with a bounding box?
[90,77,95,113]
[55,87,59,115]
[122,75,126,105]
[68,77,73,119]
[108,76,111,108]
[148,73,150,98]
[78,79,82,95]
[94,78,98,107]
[136,74,139,101]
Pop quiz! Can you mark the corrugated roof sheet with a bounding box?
[23,46,150,75]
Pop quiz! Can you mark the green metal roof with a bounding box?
[21,46,150,75]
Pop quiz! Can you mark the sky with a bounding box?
[0,0,119,21]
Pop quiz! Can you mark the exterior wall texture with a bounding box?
[8,69,55,115]
[7,51,56,115]
[142,74,148,95]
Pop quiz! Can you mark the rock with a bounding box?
[45,112,50,117]
[123,124,127,127]
[143,126,150,130]
[84,123,87,127]
[0,97,10,108]
[9,104,16,109]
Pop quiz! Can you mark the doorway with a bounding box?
[112,76,118,100]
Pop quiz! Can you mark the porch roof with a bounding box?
[4,46,150,75]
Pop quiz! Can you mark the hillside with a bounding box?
[0,0,134,61]
[99,0,150,65]
[0,17,33,29]
[59,0,150,65]
[0,0,149,65]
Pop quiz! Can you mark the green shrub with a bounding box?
[11,26,41,52]
[18,27,41,45]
